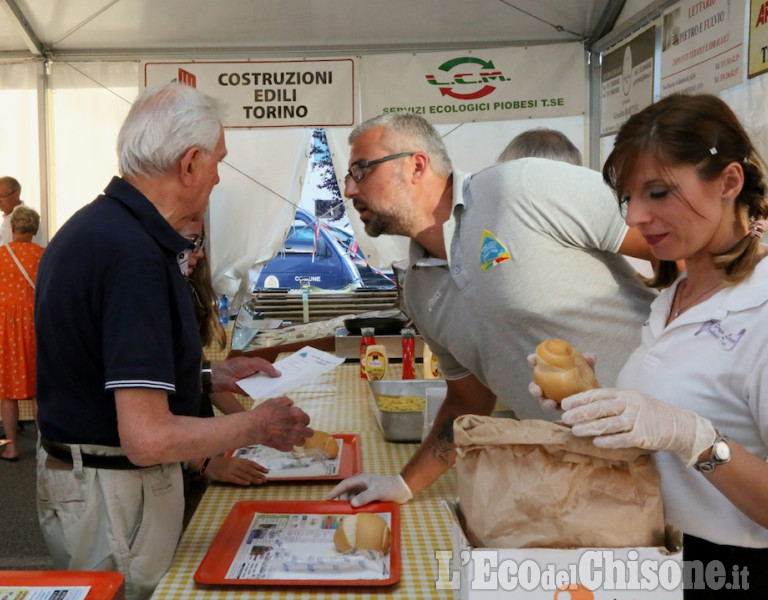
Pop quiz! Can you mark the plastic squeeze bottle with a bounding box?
[533,338,599,403]
[422,343,440,379]
[359,327,376,379]
[364,345,388,380]
[401,328,416,379]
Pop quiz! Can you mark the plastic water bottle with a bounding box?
[300,278,310,323]
[218,294,230,324]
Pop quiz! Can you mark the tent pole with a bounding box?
[36,59,52,244]
[587,49,602,171]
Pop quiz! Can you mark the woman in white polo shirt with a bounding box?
[559,93,768,598]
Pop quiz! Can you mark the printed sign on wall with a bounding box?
[144,59,355,128]
[600,26,656,136]
[748,0,768,78]
[359,44,586,125]
[660,0,746,96]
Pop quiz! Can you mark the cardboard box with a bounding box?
[441,500,683,599]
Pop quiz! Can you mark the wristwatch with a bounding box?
[694,434,732,473]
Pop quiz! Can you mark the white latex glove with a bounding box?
[561,388,717,467]
[325,473,413,507]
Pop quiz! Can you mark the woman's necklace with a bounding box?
[671,279,724,318]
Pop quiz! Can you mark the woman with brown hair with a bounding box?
[177,219,269,524]
[559,94,768,597]
[0,205,44,461]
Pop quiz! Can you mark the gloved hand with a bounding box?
[326,473,413,507]
[561,388,717,467]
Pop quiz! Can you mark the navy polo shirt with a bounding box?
[35,177,203,446]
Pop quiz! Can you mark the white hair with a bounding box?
[117,83,222,179]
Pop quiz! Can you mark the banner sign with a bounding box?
[660,0,746,96]
[748,0,768,78]
[600,27,656,136]
[359,44,586,124]
[143,59,355,128]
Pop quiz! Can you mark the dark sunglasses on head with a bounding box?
[187,234,205,253]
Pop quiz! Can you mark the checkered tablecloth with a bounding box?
[151,358,457,600]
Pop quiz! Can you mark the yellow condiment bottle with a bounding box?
[364,344,388,380]
[422,343,441,379]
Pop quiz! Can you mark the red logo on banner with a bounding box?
[756,2,768,27]
[178,68,197,87]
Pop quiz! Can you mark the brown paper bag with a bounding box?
[453,415,665,549]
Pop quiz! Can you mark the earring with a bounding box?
[721,196,730,204]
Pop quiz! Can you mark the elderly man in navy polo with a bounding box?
[34,82,313,600]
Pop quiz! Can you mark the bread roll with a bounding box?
[533,339,599,403]
[299,430,339,459]
[333,513,392,554]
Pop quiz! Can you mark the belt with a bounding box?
[41,437,147,470]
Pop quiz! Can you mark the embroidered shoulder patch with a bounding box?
[479,229,511,272]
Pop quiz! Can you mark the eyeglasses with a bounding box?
[186,234,205,253]
[346,152,415,183]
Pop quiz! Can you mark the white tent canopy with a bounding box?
[0,1,630,58]
[1,0,766,296]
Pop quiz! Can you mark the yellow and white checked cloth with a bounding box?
[152,358,457,600]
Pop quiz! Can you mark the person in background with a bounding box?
[0,206,44,461]
[177,219,269,526]
[34,82,312,600]
[0,176,23,245]
[0,177,43,248]
[497,127,583,166]
[327,112,657,507]
[499,128,660,280]
[554,94,768,598]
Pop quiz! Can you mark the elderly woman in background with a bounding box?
[0,205,44,461]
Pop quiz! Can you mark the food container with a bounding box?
[343,314,409,335]
[368,379,447,442]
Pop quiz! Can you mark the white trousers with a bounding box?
[37,444,184,600]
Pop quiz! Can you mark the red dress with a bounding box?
[0,242,44,399]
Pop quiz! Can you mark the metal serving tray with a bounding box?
[368,379,447,442]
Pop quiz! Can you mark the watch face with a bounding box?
[712,438,732,462]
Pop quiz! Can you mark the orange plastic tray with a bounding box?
[194,500,400,586]
[0,571,125,599]
[226,433,362,482]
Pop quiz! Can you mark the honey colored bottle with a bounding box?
[364,344,388,380]
[359,327,376,379]
[422,343,441,379]
[533,338,598,403]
